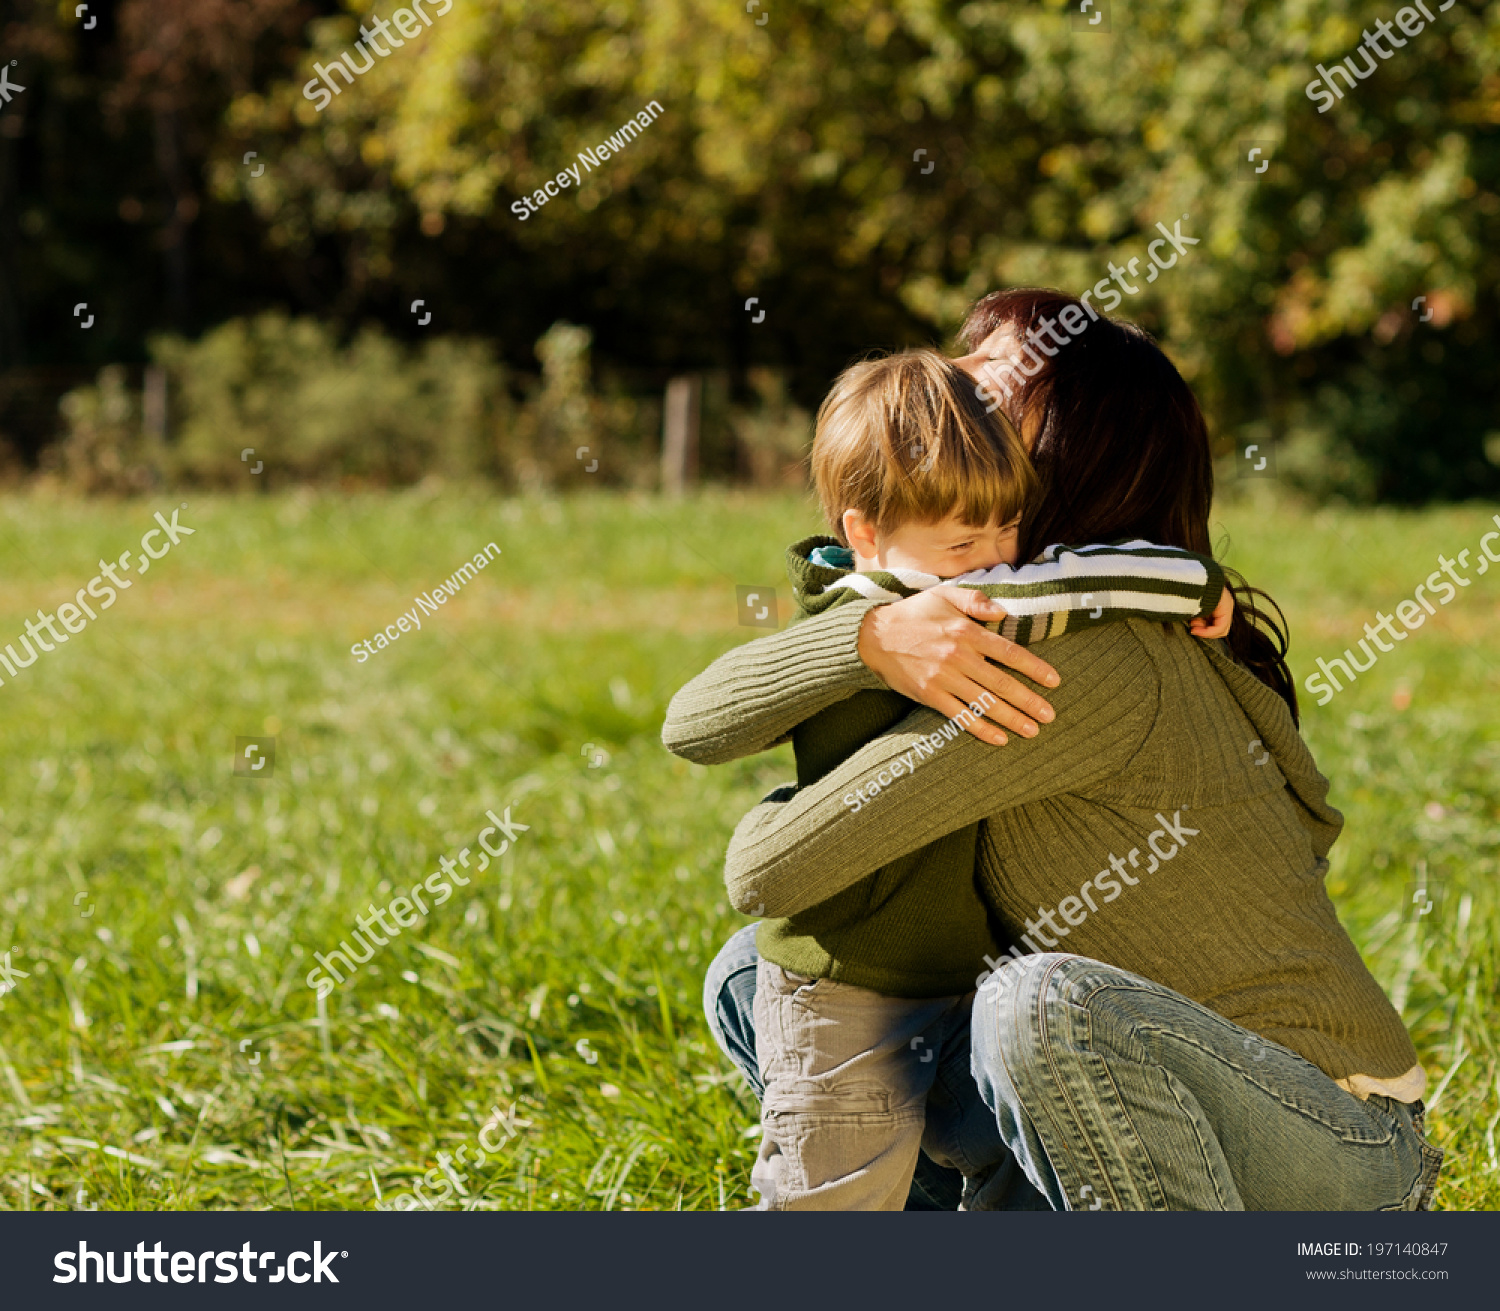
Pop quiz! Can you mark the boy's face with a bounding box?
[843,508,1021,578]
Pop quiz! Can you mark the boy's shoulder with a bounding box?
[784,535,846,621]
[785,535,931,621]
[786,535,848,582]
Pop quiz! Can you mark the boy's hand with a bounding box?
[1189,586,1234,641]
[857,587,1058,746]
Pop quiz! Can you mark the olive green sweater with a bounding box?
[668,536,1226,997]
[666,604,1418,1085]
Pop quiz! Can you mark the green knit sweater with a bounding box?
[666,605,1418,1085]
[668,536,1226,997]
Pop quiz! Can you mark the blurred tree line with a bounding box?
[1,0,1497,500]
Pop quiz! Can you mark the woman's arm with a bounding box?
[864,546,1228,744]
[662,599,1063,763]
[663,542,1224,762]
[724,625,1160,917]
[662,603,888,764]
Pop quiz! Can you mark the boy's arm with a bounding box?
[956,542,1229,646]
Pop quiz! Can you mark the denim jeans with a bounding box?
[971,953,1443,1210]
[704,925,1049,1211]
[704,930,1442,1211]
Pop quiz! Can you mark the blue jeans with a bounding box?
[971,953,1443,1210]
[704,925,1049,1210]
[704,931,1442,1211]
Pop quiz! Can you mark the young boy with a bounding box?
[698,350,1230,1210]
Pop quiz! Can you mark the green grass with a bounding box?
[0,486,1495,1211]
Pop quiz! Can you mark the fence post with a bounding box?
[661,375,700,496]
[142,365,168,443]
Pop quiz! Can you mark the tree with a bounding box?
[9,0,1499,498]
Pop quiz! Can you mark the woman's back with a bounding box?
[977,618,1417,1085]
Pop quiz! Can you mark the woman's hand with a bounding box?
[856,587,1059,746]
[1189,587,1235,641]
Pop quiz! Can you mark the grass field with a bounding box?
[0,487,1495,1211]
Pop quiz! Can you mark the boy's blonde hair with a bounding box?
[811,348,1036,546]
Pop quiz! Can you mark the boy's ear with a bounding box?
[842,509,880,561]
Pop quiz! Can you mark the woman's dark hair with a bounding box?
[960,287,1299,723]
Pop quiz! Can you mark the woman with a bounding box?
[666,290,1441,1210]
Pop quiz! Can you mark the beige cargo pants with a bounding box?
[750,958,983,1210]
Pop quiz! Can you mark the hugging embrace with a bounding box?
[662,288,1443,1212]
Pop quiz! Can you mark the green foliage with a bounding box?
[726,369,814,488]
[504,323,663,492]
[0,491,1493,1210]
[49,315,810,493]
[219,0,1500,500]
[8,1,1499,497]
[47,366,164,496]
[152,312,511,486]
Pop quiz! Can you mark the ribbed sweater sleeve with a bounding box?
[964,542,1224,613]
[966,544,1226,646]
[661,601,886,764]
[664,542,1221,766]
[724,625,1160,917]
